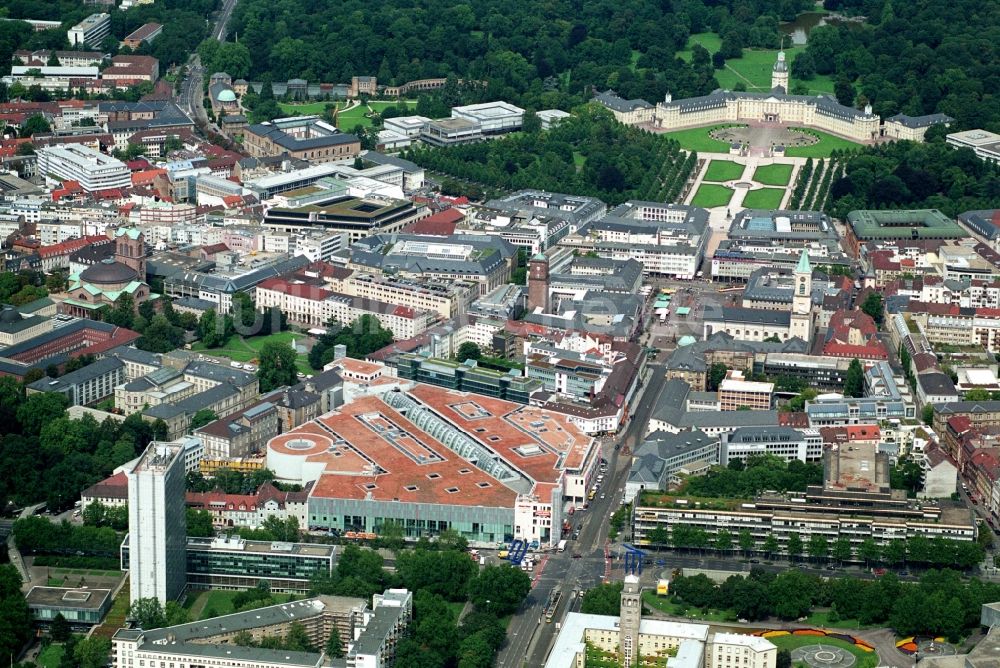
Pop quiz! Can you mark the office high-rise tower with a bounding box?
[126,441,187,606]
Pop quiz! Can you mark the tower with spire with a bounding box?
[789,249,813,341]
[771,37,789,93]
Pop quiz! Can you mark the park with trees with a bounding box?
[406,107,696,206]
[664,567,996,641]
[0,382,168,514]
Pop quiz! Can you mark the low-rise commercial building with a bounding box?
[348,233,515,295]
[27,587,112,628]
[420,118,482,146]
[559,202,709,279]
[451,101,524,134]
[264,196,426,243]
[845,209,967,254]
[947,129,1000,164]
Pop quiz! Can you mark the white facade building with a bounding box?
[67,13,111,48]
[451,101,525,134]
[36,145,131,192]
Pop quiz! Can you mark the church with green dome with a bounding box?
[61,227,153,318]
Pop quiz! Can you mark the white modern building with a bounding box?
[451,101,525,134]
[36,145,131,192]
[383,116,432,138]
[3,66,100,92]
[125,440,187,605]
[721,426,823,465]
[67,13,111,48]
[947,129,1000,164]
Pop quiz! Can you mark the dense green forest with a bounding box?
[826,141,1000,218]
[406,106,696,205]
[802,0,1000,132]
[0,377,168,513]
[227,0,1000,133]
[229,0,814,108]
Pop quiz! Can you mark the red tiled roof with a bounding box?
[948,416,973,433]
[257,277,332,301]
[51,181,84,201]
[391,304,416,318]
[93,188,125,201]
[38,235,111,259]
[81,472,128,500]
[132,168,166,186]
[778,412,810,427]
[819,424,881,443]
[201,242,229,255]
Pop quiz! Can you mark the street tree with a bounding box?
[257,341,299,392]
[858,538,880,566]
[467,565,531,616]
[760,533,780,558]
[832,537,852,563]
[786,533,803,561]
[579,581,623,615]
[807,534,829,562]
[714,529,733,554]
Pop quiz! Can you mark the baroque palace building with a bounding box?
[595,50,950,144]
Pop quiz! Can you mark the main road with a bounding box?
[176,0,239,130]
[496,362,668,667]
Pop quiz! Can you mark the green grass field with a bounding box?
[641,592,734,622]
[767,634,878,668]
[184,589,297,620]
[337,100,417,130]
[191,331,313,375]
[703,159,745,182]
[691,184,734,208]
[784,128,862,157]
[677,32,724,61]
[662,125,740,153]
[277,101,335,116]
[676,32,837,95]
[753,163,794,186]
[37,644,65,668]
[742,187,785,209]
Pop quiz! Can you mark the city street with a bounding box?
[496,363,669,667]
[176,0,239,131]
